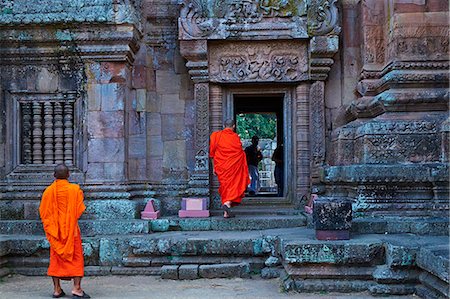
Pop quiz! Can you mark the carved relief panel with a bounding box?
[209,41,308,83]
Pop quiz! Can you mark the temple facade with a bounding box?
[0,0,447,217]
[0,1,449,296]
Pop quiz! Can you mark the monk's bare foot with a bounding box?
[52,289,65,298]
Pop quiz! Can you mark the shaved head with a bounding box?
[224,119,235,129]
[54,164,69,179]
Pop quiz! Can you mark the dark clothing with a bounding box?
[272,146,284,197]
[245,144,263,167]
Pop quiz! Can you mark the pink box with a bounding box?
[186,198,203,210]
[178,210,210,218]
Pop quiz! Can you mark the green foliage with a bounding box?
[236,113,277,140]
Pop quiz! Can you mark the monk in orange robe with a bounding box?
[210,119,250,218]
[39,164,90,298]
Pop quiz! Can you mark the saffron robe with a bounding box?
[39,179,85,277]
[210,128,250,205]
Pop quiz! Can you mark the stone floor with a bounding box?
[0,275,417,299]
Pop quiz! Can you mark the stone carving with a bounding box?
[194,83,209,171]
[21,103,32,164]
[17,95,76,166]
[209,41,308,83]
[226,0,262,24]
[179,0,224,38]
[309,81,325,168]
[307,0,340,36]
[43,102,54,164]
[54,102,64,164]
[179,0,309,38]
[63,102,74,166]
[32,102,43,164]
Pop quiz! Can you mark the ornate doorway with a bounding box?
[178,0,340,208]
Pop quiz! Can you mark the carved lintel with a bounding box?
[309,81,326,183]
[309,35,339,81]
[209,40,308,83]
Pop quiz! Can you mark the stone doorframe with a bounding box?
[178,0,341,205]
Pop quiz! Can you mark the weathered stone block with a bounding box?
[260,267,281,279]
[156,70,180,94]
[162,140,186,170]
[417,245,449,283]
[199,263,249,279]
[264,256,280,267]
[313,198,352,230]
[161,114,187,141]
[88,138,125,163]
[87,83,102,111]
[99,238,123,266]
[372,265,420,283]
[103,162,125,181]
[385,243,417,267]
[121,256,151,268]
[101,83,125,111]
[368,283,416,295]
[88,111,124,138]
[283,240,384,265]
[150,219,170,232]
[178,264,199,280]
[161,265,179,280]
[419,272,449,299]
[132,66,147,89]
[161,93,184,114]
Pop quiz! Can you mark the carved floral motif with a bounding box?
[209,41,308,82]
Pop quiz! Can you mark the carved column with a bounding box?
[209,84,223,202]
[63,102,74,165]
[181,40,211,196]
[43,102,54,164]
[53,102,64,164]
[309,81,325,184]
[32,102,43,164]
[296,84,311,197]
[21,103,32,164]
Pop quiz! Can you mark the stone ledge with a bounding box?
[417,245,449,283]
[199,263,250,279]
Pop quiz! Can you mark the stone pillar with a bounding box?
[180,40,210,197]
[309,81,325,185]
[295,84,310,201]
[85,62,128,182]
[209,83,223,207]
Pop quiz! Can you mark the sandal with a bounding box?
[222,205,235,218]
[72,292,91,298]
[52,290,66,298]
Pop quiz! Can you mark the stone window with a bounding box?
[19,99,75,165]
[7,91,81,171]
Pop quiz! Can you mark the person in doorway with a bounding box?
[210,119,250,218]
[39,164,90,298]
[272,143,284,197]
[245,135,263,196]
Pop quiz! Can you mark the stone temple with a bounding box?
[0,0,448,297]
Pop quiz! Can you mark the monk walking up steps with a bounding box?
[39,164,91,298]
[210,119,250,218]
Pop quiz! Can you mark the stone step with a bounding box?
[149,215,307,232]
[352,217,449,236]
[0,220,150,236]
[0,199,146,220]
[210,205,302,216]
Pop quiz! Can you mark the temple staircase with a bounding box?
[1,200,448,298]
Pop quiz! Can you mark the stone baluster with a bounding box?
[43,102,54,164]
[32,102,43,164]
[53,102,64,164]
[21,102,32,164]
[63,101,74,165]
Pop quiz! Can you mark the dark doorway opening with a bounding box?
[234,95,284,197]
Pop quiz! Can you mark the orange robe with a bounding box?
[210,128,250,205]
[39,179,85,277]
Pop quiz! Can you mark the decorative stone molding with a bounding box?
[309,35,339,81]
[309,81,325,182]
[178,0,309,40]
[209,41,308,83]
[307,0,341,36]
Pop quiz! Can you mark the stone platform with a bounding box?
[1,224,448,298]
